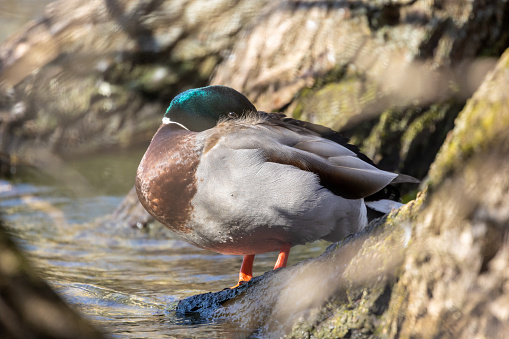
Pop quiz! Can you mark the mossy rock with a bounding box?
[293,75,380,132]
[284,48,509,339]
[426,49,509,188]
[347,102,463,179]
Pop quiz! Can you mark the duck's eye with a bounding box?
[228,112,238,119]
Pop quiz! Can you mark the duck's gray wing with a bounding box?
[261,112,420,200]
[215,120,401,200]
[281,137,399,199]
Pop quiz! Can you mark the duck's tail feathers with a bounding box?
[390,173,421,185]
[365,199,404,214]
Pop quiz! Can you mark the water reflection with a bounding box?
[0,151,329,338]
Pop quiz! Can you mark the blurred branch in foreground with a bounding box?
[0,218,105,338]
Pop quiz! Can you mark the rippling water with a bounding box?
[0,150,330,338]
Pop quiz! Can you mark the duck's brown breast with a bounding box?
[135,123,202,235]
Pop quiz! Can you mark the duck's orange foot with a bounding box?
[230,254,255,289]
[230,278,251,289]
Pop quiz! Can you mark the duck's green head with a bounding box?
[163,85,257,131]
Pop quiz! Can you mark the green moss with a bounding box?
[346,100,463,185]
[31,75,100,132]
[287,197,425,339]
[355,106,420,167]
[428,49,509,186]
[292,75,380,131]
[400,189,419,203]
[288,286,386,339]
[400,104,449,158]
[292,87,316,120]
[427,65,509,188]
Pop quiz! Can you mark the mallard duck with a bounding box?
[135,85,418,287]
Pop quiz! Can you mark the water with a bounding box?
[0,150,330,338]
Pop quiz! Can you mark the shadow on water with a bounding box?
[0,148,330,338]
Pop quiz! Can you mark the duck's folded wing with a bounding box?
[219,119,416,199]
[269,138,399,199]
[267,112,379,166]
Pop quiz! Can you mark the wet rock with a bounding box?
[106,186,154,229]
[176,275,265,317]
